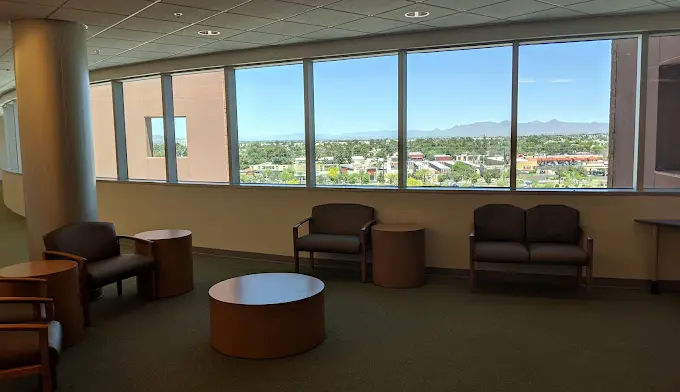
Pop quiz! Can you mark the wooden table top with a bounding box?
[0,260,78,278]
[373,223,425,232]
[635,219,680,227]
[209,273,324,306]
[135,229,192,240]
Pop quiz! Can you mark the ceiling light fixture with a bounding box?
[198,30,220,36]
[405,11,429,18]
[173,12,183,18]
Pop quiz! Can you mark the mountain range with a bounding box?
[238,120,609,142]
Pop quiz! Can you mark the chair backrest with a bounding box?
[0,279,43,324]
[310,203,375,236]
[526,204,580,244]
[474,204,526,242]
[43,222,120,261]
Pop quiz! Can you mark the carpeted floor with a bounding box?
[2,185,680,392]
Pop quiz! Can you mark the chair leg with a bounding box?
[361,251,367,283]
[117,280,123,297]
[39,365,53,392]
[309,252,315,269]
[586,263,593,293]
[294,250,300,273]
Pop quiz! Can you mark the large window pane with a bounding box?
[173,71,229,183]
[236,64,304,185]
[123,77,166,181]
[2,101,21,173]
[407,46,512,188]
[517,40,634,189]
[314,55,398,187]
[90,83,118,179]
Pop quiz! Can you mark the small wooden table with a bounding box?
[135,229,193,298]
[372,223,426,288]
[209,273,325,359]
[0,260,84,347]
[635,219,680,294]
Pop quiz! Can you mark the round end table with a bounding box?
[372,223,426,288]
[209,273,325,359]
[135,229,193,298]
[0,260,84,347]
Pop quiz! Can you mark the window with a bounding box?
[145,117,187,157]
[407,46,512,188]
[236,64,304,185]
[2,101,21,173]
[517,39,635,189]
[90,83,118,179]
[123,77,166,181]
[173,70,229,183]
[314,55,398,186]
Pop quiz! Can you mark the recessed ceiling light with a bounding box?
[198,30,220,36]
[173,12,183,18]
[93,49,100,55]
[405,11,429,18]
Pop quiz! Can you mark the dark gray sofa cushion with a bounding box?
[526,205,580,244]
[528,243,588,265]
[296,234,361,254]
[473,241,529,263]
[474,204,526,243]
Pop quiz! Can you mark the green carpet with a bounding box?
[2,186,680,391]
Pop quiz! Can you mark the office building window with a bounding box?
[122,77,166,181]
[314,55,398,186]
[517,39,635,189]
[236,64,305,185]
[90,83,118,179]
[145,117,188,157]
[1,101,21,173]
[407,46,512,188]
[173,70,229,183]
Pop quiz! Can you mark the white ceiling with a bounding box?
[0,0,679,94]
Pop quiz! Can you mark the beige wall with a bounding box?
[4,169,680,281]
[90,84,117,178]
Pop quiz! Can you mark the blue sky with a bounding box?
[151,117,187,140]
[234,40,612,140]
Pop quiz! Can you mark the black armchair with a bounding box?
[293,203,376,282]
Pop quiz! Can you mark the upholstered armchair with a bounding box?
[42,222,157,326]
[0,278,62,392]
[293,203,376,282]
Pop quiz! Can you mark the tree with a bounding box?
[385,173,398,186]
[281,168,295,182]
[327,166,339,183]
[377,172,385,184]
[407,177,424,187]
[360,171,370,184]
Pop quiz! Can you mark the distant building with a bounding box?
[434,154,453,161]
[409,152,425,161]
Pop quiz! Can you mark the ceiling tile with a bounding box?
[335,17,410,33]
[134,42,195,53]
[88,37,144,50]
[86,47,128,56]
[203,40,261,50]
[229,31,290,44]
[162,0,254,11]
[378,23,435,34]
[174,25,243,38]
[509,7,585,20]
[49,8,127,25]
[0,61,13,70]
[534,0,592,4]
[377,3,457,22]
[115,16,189,33]
[61,0,154,15]
[279,0,333,4]
[568,0,657,14]
[84,24,109,37]
[325,0,414,16]
[611,3,672,13]
[273,36,315,45]
[288,8,365,26]
[0,1,57,20]
[254,20,325,35]
[135,2,220,23]
[167,46,222,57]
[229,0,315,19]
[118,49,171,59]
[5,0,63,5]
[302,28,366,39]
[152,34,216,46]
[473,0,555,19]
[425,0,508,11]
[93,28,164,42]
[202,12,277,30]
[422,12,498,27]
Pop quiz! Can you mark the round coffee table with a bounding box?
[372,223,426,288]
[135,229,193,298]
[0,260,84,347]
[209,273,325,359]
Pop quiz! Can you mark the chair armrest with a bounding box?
[581,230,593,256]
[293,217,312,240]
[0,278,46,284]
[0,297,55,321]
[118,235,153,245]
[43,250,86,263]
[360,220,378,232]
[0,324,49,332]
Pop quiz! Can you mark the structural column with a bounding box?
[12,19,97,259]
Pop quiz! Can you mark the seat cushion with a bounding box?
[0,321,61,370]
[474,204,526,242]
[472,241,529,263]
[296,234,362,254]
[528,243,588,265]
[87,254,156,288]
[526,205,580,244]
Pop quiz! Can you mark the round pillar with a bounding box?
[12,19,97,259]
